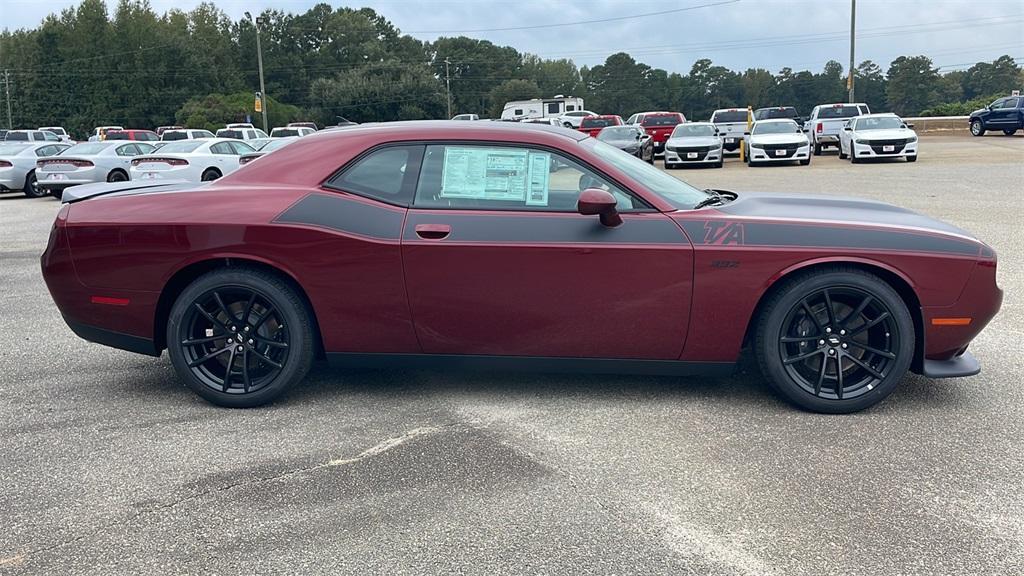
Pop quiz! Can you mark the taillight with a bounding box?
[816,122,823,133]
[37,159,93,168]
[0,160,11,168]
[132,157,188,166]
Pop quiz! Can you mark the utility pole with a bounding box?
[444,58,452,119]
[246,12,269,132]
[848,0,856,103]
[3,70,11,129]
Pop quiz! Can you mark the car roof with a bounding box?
[327,120,588,142]
[677,121,715,126]
[754,118,799,124]
[854,113,899,119]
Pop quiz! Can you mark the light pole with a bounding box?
[245,12,269,132]
[848,0,856,103]
[444,58,452,119]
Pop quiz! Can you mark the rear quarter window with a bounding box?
[325,145,423,206]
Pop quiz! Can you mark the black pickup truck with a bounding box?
[969,95,1024,136]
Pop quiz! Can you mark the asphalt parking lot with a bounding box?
[1,132,1022,575]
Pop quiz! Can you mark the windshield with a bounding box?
[585,139,705,210]
[581,117,619,128]
[156,141,204,153]
[855,116,904,130]
[42,128,67,136]
[817,105,860,119]
[641,115,682,127]
[260,138,295,152]
[597,127,641,141]
[753,121,801,134]
[712,111,748,123]
[756,108,797,120]
[671,124,716,137]
[63,143,110,155]
[0,143,32,155]
[218,129,244,139]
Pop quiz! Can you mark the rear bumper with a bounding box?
[65,318,160,356]
[920,351,980,379]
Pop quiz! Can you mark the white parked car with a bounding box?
[129,138,255,183]
[520,118,562,126]
[743,119,811,166]
[451,114,480,121]
[806,103,870,155]
[216,127,269,140]
[557,110,598,129]
[269,126,315,138]
[36,141,157,199]
[161,129,216,141]
[0,141,72,197]
[839,113,918,163]
[663,122,723,169]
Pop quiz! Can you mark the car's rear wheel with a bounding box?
[166,268,315,408]
[23,170,46,198]
[201,169,221,182]
[107,170,128,182]
[813,141,822,156]
[754,268,914,413]
[970,120,985,137]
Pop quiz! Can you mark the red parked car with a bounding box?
[578,115,623,138]
[105,129,160,142]
[627,111,686,153]
[42,122,1001,412]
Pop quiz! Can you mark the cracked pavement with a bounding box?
[1,133,1022,575]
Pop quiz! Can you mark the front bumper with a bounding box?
[749,144,810,163]
[664,147,722,165]
[852,141,918,159]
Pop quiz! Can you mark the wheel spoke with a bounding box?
[250,348,283,369]
[213,291,237,323]
[181,334,225,346]
[835,355,844,399]
[840,295,873,328]
[253,335,288,349]
[823,289,837,328]
[241,292,257,324]
[783,348,823,365]
[188,345,231,368]
[845,341,897,360]
[800,300,825,333]
[814,356,828,396]
[846,353,887,380]
[253,305,276,330]
[849,311,890,336]
[222,346,237,392]
[241,350,252,393]
[194,302,225,329]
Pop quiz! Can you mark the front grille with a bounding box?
[757,142,801,157]
[868,138,907,154]
[668,145,713,160]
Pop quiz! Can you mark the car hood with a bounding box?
[602,138,643,148]
[748,133,808,145]
[684,191,989,257]
[853,128,915,140]
[666,136,721,147]
[970,107,987,117]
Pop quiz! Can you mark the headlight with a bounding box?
[854,138,870,145]
[907,136,918,143]
[748,142,763,149]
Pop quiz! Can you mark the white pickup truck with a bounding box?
[806,103,870,155]
[709,108,752,153]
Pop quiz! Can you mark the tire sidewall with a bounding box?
[970,120,983,136]
[756,270,915,414]
[201,169,220,181]
[23,170,45,198]
[166,269,314,408]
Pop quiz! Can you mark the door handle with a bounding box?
[415,223,451,240]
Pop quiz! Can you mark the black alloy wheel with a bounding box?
[167,268,314,407]
[23,170,46,198]
[755,268,914,413]
[108,170,128,182]
[201,169,221,181]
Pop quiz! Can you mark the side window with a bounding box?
[547,102,560,114]
[35,145,54,157]
[210,142,233,155]
[991,98,1008,109]
[413,144,639,212]
[325,145,423,206]
[229,141,253,155]
[566,104,575,111]
[626,114,637,124]
[999,97,1019,109]
[115,145,135,156]
[514,108,523,116]
[136,143,155,154]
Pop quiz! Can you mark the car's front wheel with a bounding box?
[166,267,315,407]
[754,267,914,413]
[970,119,985,136]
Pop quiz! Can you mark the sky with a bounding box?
[2,0,1023,74]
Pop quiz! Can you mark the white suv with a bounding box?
[557,110,598,129]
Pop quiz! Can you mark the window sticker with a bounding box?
[525,151,550,206]
[441,147,529,201]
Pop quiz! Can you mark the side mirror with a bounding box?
[905,123,915,129]
[578,188,622,227]
[801,128,810,133]
[843,126,852,131]
[743,131,751,136]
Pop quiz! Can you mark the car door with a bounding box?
[991,97,1018,128]
[209,142,236,169]
[401,142,693,360]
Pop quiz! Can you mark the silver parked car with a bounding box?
[36,141,156,199]
[663,122,724,168]
[0,141,72,197]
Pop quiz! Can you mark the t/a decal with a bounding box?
[703,221,745,246]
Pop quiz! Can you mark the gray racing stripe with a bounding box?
[274,193,405,240]
[678,220,980,256]
[404,212,687,244]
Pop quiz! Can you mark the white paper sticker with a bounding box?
[525,152,550,206]
[441,147,530,201]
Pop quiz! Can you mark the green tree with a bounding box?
[488,79,541,117]
[854,60,887,113]
[960,55,1022,99]
[308,60,445,123]
[886,56,942,115]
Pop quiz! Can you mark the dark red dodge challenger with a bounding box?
[41,122,1002,413]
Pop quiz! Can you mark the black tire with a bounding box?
[754,267,914,414]
[23,170,47,198]
[1003,129,1017,136]
[166,267,316,408]
[201,169,221,182]
[664,162,675,170]
[714,160,723,168]
[107,170,128,182]
[563,122,574,129]
[906,155,917,163]
[850,154,861,164]
[970,119,985,137]
[813,141,822,156]
[799,158,810,166]
[838,147,847,160]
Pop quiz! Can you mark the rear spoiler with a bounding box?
[62,180,195,203]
